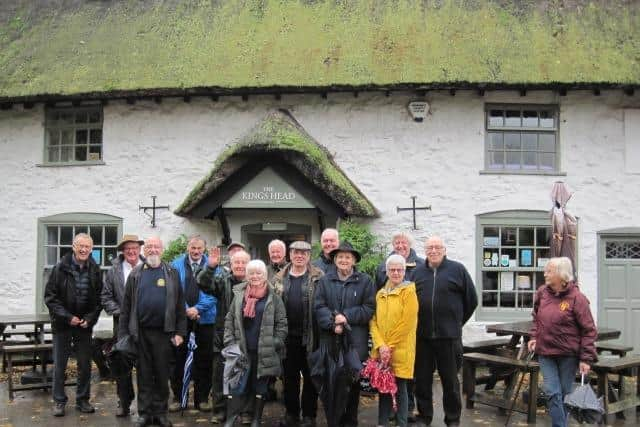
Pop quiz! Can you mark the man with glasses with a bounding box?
[413,236,478,427]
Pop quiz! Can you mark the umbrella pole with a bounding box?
[505,351,534,427]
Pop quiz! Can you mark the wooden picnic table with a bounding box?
[0,313,51,342]
[486,320,621,347]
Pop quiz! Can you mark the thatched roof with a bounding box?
[175,109,378,218]
[1,0,638,101]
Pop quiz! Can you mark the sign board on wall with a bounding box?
[223,168,315,209]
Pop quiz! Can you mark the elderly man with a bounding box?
[413,236,478,427]
[119,236,187,427]
[45,233,103,417]
[197,249,250,424]
[274,241,324,427]
[267,239,287,281]
[101,234,145,417]
[312,228,339,273]
[169,235,217,412]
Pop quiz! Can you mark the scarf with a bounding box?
[243,283,268,318]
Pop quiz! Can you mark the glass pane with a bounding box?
[522,151,537,169]
[75,111,87,123]
[90,129,102,145]
[522,133,537,150]
[502,227,517,246]
[60,226,73,245]
[516,272,534,289]
[505,151,521,169]
[535,272,546,288]
[519,292,534,309]
[539,110,555,128]
[46,247,58,265]
[59,111,73,124]
[61,146,73,162]
[88,110,101,123]
[489,110,504,127]
[488,151,504,168]
[75,225,88,235]
[88,144,102,161]
[488,132,503,149]
[60,246,72,259]
[76,129,87,145]
[75,145,87,161]
[105,226,118,245]
[484,226,499,238]
[539,134,555,152]
[105,247,117,264]
[483,271,498,290]
[536,227,551,246]
[90,226,103,245]
[61,130,73,145]
[536,248,551,267]
[519,227,534,245]
[501,248,517,265]
[522,110,538,127]
[47,226,58,244]
[47,147,60,162]
[500,292,516,307]
[483,292,498,307]
[540,152,555,170]
[505,110,521,127]
[48,130,60,146]
[504,133,521,150]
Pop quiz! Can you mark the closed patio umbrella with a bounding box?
[550,181,577,275]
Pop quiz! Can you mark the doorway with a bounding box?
[242,223,312,263]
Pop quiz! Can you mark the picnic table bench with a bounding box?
[592,355,640,423]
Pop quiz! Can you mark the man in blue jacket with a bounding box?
[169,235,217,412]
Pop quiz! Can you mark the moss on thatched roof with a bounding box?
[175,109,378,217]
[0,0,638,100]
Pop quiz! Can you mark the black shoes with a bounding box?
[155,415,173,427]
[52,403,65,417]
[75,400,96,413]
[134,415,151,427]
[115,401,131,417]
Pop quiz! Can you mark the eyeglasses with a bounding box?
[426,246,444,251]
[387,268,405,273]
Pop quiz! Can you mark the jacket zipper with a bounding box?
[431,267,437,338]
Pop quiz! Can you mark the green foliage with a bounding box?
[161,234,188,263]
[338,220,386,280]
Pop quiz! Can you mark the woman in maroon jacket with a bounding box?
[527,257,597,427]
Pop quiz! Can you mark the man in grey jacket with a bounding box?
[101,234,144,417]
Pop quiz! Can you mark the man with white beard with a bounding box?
[119,236,187,427]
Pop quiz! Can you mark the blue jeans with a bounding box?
[538,355,578,427]
[378,378,408,427]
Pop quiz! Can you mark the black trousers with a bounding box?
[283,336,318,419]
[52,327,92,404]
[137,328,172,417]
[113,315,134,408]
[170,323,215,405]
[414,338,463,425]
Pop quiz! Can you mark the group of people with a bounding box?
[43,226,597,427]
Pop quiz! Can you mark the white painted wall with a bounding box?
[1,91,638,340]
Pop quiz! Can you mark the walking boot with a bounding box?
[250,395,265,427]
[223,396,243,427]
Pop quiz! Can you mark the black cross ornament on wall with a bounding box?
[139,196,170,228]
[397,196,431,230]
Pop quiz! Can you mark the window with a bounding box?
[484,104,559,173]
[476,211,566,321]
[37,213,121,313]
[45,106,103,164]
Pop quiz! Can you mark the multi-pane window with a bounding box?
[485,105,559,172]
[45,106,103,163]
[605,241,640,259]
[476,211,564,321]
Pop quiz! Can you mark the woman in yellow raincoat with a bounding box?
[370,254,419,427]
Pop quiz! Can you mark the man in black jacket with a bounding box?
[312,228,339,273]
[44,233,103,417]
[413,236,478,427]
[119,236,187,427]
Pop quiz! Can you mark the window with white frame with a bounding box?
[45,106,103,164]
[476,211,563,321]
[485,104,559,173]
[37,213,121,313]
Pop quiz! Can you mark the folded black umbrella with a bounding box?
[106,334,137,379]
[564,374,604,424]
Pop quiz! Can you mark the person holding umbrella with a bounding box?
[223,259,288,427]
[369,254,418,427]
[527,257,597,427]
[314,241,376,427]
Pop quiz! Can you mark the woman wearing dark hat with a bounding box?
[314,241,376,427]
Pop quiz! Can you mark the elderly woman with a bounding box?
[528,257,597,427]
[370,254,418,427]
[223,260,287,427]
[314,241,376,427]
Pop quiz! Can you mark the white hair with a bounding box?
[268,239,286,252]
[385,254,406,270]
[73,233,93,246]
[391,231,414,246]
[246,259,268,278]
[230,250,250,263]
[321,228,339,240]
[547,257,574,282]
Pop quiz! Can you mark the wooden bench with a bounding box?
[592,355,640,423]
[463,337,512,353]
[596,342,633,357]
[463,352,540,424]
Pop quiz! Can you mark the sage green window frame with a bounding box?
[483,104,560,174]
[44,106,104,165]
[36,213,122,314]
[475,210,569,321]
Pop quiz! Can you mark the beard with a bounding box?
[146,255,161,268]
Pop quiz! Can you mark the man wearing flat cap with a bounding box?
[274,241,324,427]
[101,234,145,417]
